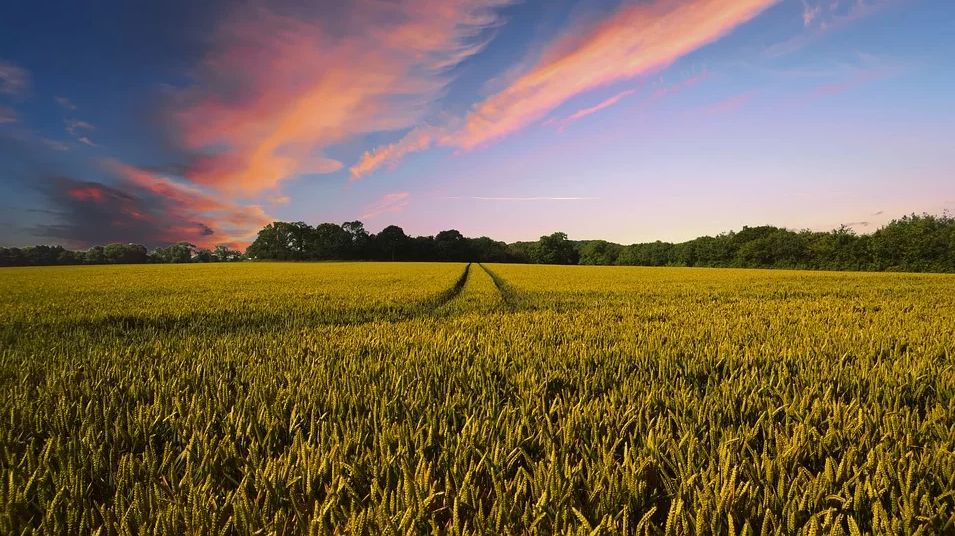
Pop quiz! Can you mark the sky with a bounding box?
[0,0,953,249]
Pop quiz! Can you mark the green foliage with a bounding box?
[533,232,579,265]
[578,240,622,266]
[1,263,953,534]
[607,213,955,272]
[5,212,953,271]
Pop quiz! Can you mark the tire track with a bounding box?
[426,262,471,311]
[20,263,476,338]
[478,263,525,311]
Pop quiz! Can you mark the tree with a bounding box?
[579,240,621,265]
[194,248,213,262]
[435,229,468,261]
[246,222,311,260]
[467,236,514,263]
[342,221,370,259]
[152,242,195,263]
[213,245,243,262]
[103,243,148,264]
[870,213,954,271]
[375,225,410,261]
[534,232,579,265]
[85,245,107,264]
[309,223,350,260]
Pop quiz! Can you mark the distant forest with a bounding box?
[2,213,954,273]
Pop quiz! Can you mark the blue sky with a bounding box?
[1,0,953,248]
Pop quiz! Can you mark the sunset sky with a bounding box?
[1,0,953,249]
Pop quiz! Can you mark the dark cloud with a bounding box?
[30,163,271,250]
[34,177,186,248]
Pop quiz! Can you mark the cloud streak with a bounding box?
[350,126,441,180]
[548,89,638,131]
[451,0,775,149]
[55,96,77,111]
[352,0,774,177]
[361,192,411,219]
[768,0,902,57]
[173,0,512,194]
[444,196,599,201]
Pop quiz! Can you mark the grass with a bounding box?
[1,262,953,534]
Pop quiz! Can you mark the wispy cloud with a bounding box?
[173,0,513,194]
[350,125,441,180]
[65,119,94,136]
[352,0,774,177]
[0,60,29,97]
[550,70,710,128]
[444,196,599,201]
[548,89,638,131]
[361,192,411,219]
[268,194,291,206]
[54,96,77,111]
[768,0,903,57]
[801,0,821,26]
[703,90,757,116]
[806,56,902,101]
[450,0,775,149]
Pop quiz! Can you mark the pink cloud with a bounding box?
[450,0,775,149]
[548,89,638,131]
[703,90,757,116]
[808,63,900,100]
[67,186,107,203]
[173,1,511,194]
[801,1,822,26]
[352,0,773,176]
[550,70,709,130]
[104,160,272,248]
[361,192,411,219]
[351,126,442,180]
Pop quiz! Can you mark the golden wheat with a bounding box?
[1,262,953,534]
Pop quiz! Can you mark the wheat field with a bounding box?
[1,263,953,534]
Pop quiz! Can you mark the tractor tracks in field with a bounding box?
[21,262,517,340]
[428,262,524,316]
[478,263,524,311]
[427,262,471,311]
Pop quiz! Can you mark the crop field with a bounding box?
[1,262,954,535]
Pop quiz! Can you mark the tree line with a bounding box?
[571,213,955,272]
[2,213,953,272]
[0,242,243,267]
